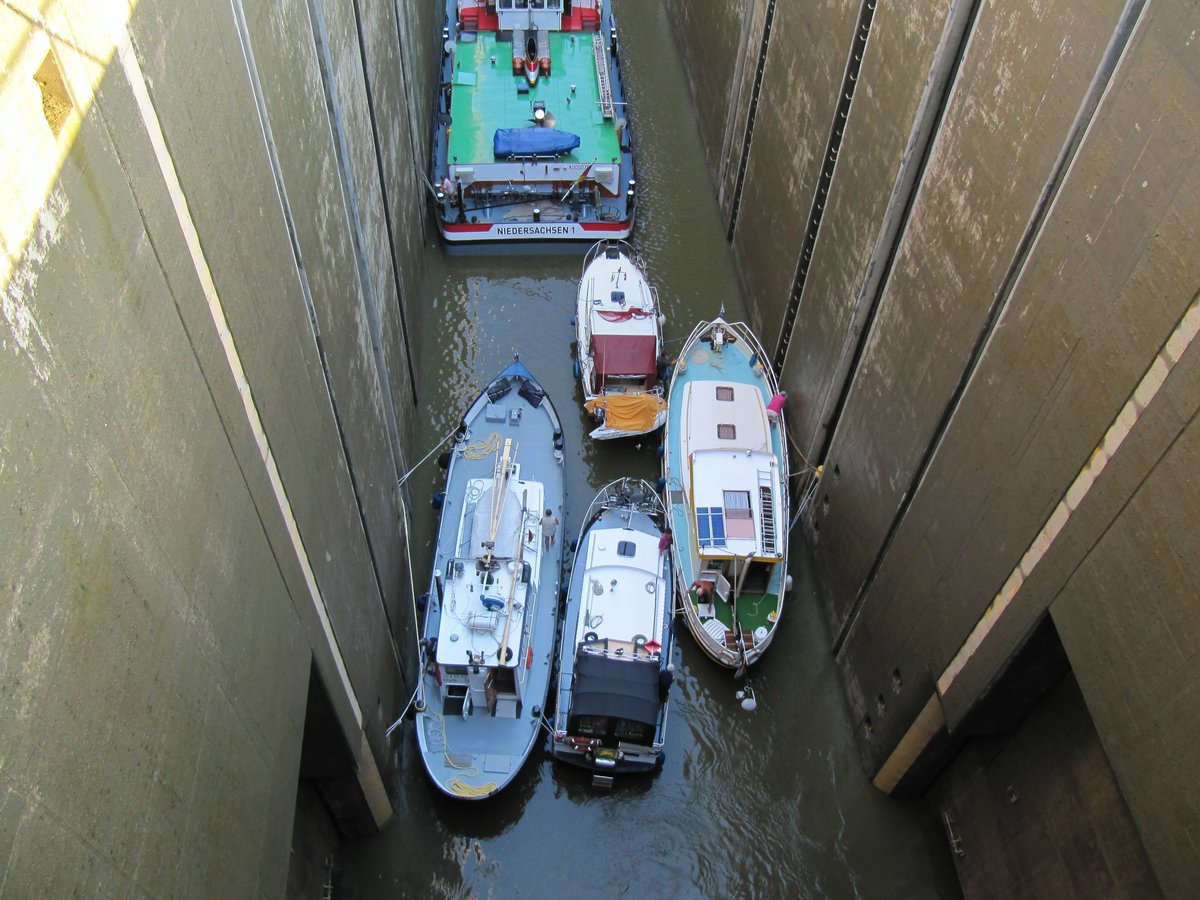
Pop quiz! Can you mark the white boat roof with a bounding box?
[571,525,667,648]
[436,475,545,668]
[579,252,657,338]
[679,380,770,465]
[680,380,780,559]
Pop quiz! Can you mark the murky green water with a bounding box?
[340,2,961,897]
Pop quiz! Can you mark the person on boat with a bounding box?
[541,508,558,549]
[767,391,787,421]
[440,175,453,199]
[690,578,713,603]
[658,528,673,555]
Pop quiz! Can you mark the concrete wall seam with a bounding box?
[772,0,879,376]
[725,0,777,241]
[938,291,1200,699]
[305,0,407,484]
[802,0,981,466]
[347,0,421,406]
[228,0,406,684]
[114,30,393,825]
[715,2,760,214]
[829,0,1149,654]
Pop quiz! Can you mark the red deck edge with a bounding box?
[442,222,494,234]
[459,8,601,34]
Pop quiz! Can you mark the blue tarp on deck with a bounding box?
[493,127,581,159]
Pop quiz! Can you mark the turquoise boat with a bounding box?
[662,318,791,670]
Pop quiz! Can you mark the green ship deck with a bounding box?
[449,32,620,166]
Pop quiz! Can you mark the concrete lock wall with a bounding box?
[668,0,1198,896]
[1,0,432,895]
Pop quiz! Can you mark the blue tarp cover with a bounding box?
[492,127,581,159]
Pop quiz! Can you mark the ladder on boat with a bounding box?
[592,34,615,119]
[758,471,778,557]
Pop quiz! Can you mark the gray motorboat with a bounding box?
[415,357,565,799]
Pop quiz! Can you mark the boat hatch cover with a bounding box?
[571,652,660,726]
[592,333,657,380]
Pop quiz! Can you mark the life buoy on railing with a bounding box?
[584,631,599,643]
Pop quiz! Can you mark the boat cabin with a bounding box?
[680,380,784,593]
[562,519,667,753]
[580,245,660,394]
[567,652,661,748]
[434,475,544,719]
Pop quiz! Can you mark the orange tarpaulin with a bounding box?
[585,393,667,435]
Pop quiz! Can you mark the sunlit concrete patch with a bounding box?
[1,187,65,382]
[0,0,134,293]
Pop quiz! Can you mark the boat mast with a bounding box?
[483,438,516,568]
[497,487,530,663]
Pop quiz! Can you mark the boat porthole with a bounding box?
[645,580,656,593]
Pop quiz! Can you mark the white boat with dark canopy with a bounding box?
[550,478,674,783]
[415,357,565,799]
[574,240,666,440]
[662,317,791,672]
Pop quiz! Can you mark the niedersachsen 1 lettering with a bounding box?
[495,225,574,236]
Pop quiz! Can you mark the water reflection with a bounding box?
[339,0,961,896]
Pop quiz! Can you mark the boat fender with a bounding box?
[570,538,579,553]
[573,358,581,380]
[584,631,599,643]
[656,476,666,491]
[417,592,429,611]
[656,444,665,459]
[658,665,674,701]
[437,451,452,470]
[785,574,793,591]
[432,491,445,509]
[570,315,576,326]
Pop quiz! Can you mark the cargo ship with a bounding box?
[431,0,636,242]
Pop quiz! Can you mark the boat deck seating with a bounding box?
[702,617,727,644]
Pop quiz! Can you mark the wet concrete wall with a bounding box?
[931,675,1161,898]
[667,0,1199,896]
[1,0,433,895]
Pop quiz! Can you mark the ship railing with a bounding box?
[591,30,615,118]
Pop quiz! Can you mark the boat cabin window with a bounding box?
[570,715,653,745]
[617,540,637,558]
[723,491,751,518]
[716,386,735,401]
[717,423,736,440]
[574,715,609,736]
[613,719,653,744]
[696,506,726,548]
[724,490,755,538]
